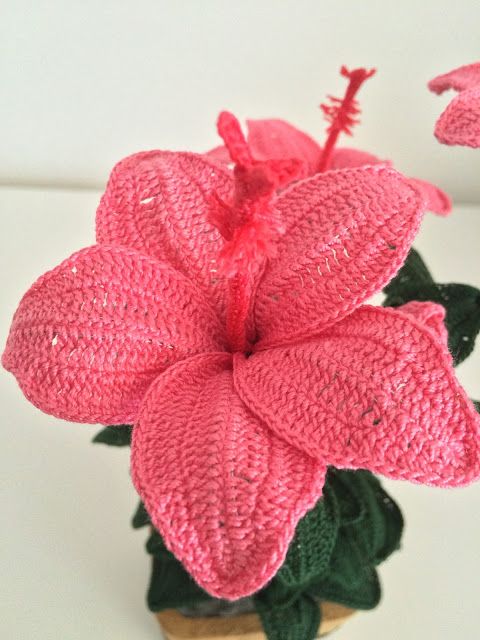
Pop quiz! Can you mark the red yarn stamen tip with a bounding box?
[216,111,253,167]
[318,65,376,172]
[341,66,376,84]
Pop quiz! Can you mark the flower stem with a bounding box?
[226,272,251,353]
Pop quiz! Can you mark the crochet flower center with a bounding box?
[209,69,376,353]
[210,111,300,353]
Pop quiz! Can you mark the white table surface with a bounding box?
[0,186,479,640]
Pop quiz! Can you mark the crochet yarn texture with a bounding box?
[429,62,480,147]
[3,69,480,600]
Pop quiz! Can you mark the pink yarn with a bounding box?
[428,62,480,95]
[208,117,452,216]
[429,63,480,148]
[3,115,480,600]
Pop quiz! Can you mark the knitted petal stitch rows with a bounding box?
[2,245,226,424]
[132,352,326,599]
[429,62,480,148]
[234,305,480,487]
[3,134,480,600]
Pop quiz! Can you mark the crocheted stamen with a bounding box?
[318,66,376,172]
[211,111,291,352]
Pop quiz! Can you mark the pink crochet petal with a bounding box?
[397,301,449,345]
[329,151,451,215]
[408,177,452,216]
[247,118,321,176]
[234,305,480,487]
[434,87,480,148]
[428,62,480,94]
[254,166,424,349]
[2,245,226,425]
[96,151,234,318]
[132,352,326,599]
[329,147,388,169]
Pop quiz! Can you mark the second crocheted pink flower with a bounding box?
[429,62,480,147]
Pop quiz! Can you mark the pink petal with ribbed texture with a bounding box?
[247,118,321,176]
[408,177,452,216]
[396,301,449,345]
[235,305,480,487]
[434,87,480,148]
[428,62,480,94]
[329,150,451,215]
[330,147,387,169]
[96,151,234,318]
[2,245,226,425]
[254,166,424,349]
[132,352,326,599]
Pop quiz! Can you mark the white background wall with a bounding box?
[1,0,480,202]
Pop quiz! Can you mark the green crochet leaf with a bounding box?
[473,400,480,413]
[328,468,367,527]
[146,529,169,557]
[384,249,480,365]
[275,482,339,589]
[308,528,381,610]
[92,424,133,446]
[364,475,404,565]
[132,501,150,529]
[146,530,210,611]
[255,593,320,640]
[340,471,403,566]
[147,556,211,611]
[384,247,434,296]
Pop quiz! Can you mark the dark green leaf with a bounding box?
[255,593,320,640]
[341,472,403,566]
[473,400,480,413]
[92,424,133,446]
[364,475,404,565]
[384,247,434,298]
[147,555,211,612]
[132,501,150,529]
[328,468,367,527]
[308,528,381,610]
[146,529,168,557]
[275,482,339,590]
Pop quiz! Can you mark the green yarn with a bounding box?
[255,593,320,640]
[384,247,434,291]
[384,248,480,365]
[147,538,211,611]
[92,424,132,446]
[132,501,150,529]
[275,482,339,590]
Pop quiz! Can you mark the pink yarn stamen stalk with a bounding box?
[212,111,286,352]
[318,66,376,172]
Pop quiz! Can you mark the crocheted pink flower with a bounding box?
[3,111,480,601]
[429,62,480,148]
[207,67,452,215]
